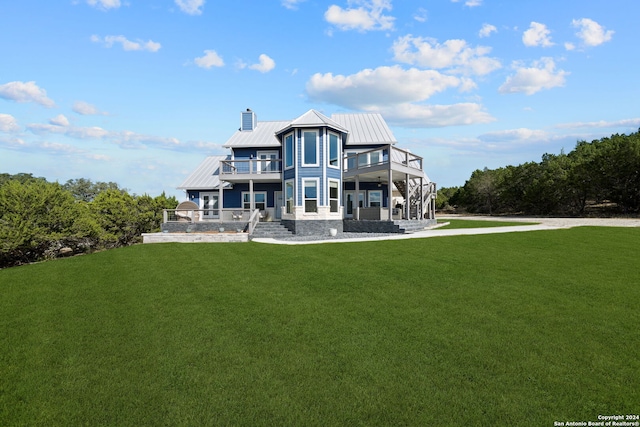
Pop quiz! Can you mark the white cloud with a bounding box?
[479,23,497,38]
[478,128,551,143]
[282,0,306,10]
[49,114,70,127]
[0,81,55,108]
[451,0,483,7]
[571,18,614,47]
[72,101,108,115]
[522,22,554,47]
[499,57,569,95]
[194,50,225,69]
[325,0,395,32]
[92,35,161,52]
[392,35,501,76]
[372,103,495,127]
[555,118,640,129]
[0,113,20,132]
[175,0,205,15]
[413,8,427,23]
[307,65,464,110]
[564,42,575,51]
[249,54,276,73]
[86,0,120,10]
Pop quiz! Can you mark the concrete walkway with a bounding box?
[251,216,640,245]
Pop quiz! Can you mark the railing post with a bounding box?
[163,209,168,224]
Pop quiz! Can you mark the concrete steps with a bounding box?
[250,221,293,239]
[393,220,429,233]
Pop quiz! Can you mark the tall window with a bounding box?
[304,180,318,213]
[329,133,339,167]
[329,180,339,213]
[284,133,294,169]
[303,131,318,166]
[285,181,294,214]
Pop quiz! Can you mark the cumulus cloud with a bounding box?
[0,113,20,132]
[249,54,276,73]
[194,50,225,69]
[451,0,483,7]
[86,0,120,10]
[479,23,497,38]
[499,57,568,95]
[571,18,614,47]
[175,0,205,15]
[49,114,70,127]
[413,7,427,23]
[0,81,55,108]
[91,35,161,52]
[478,128,551,143]
[392,35,501,76]
[325,0,395,32]
[522,22,554,47]
[307,66,465,110]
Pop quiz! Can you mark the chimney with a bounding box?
[240,108,257,131]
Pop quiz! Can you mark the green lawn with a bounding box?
[437,218,539,228]
[1,228,638,426]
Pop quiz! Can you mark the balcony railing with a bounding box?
[344,145,422,173]
[220,159,282,176]
[163,208,254,223]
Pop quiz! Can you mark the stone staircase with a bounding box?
[393,220,429,233]
[250,221,294,239]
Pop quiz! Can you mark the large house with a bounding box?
[166,109,436,237]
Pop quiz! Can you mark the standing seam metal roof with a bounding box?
[177,155,230,190]
[331,113,397,145]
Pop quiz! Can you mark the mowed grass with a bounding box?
[437,218,539,228]
[1,228,638,426]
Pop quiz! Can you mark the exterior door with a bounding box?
[257,151,278,173]
[201,192,219,219]
[274,191,283,219]
[345,191,365,218]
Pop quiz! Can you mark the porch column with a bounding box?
[249,179,254,211]
[355,175,360,220]
[388,164,393,221]
[218,179,224,222]
[405,173,410,220]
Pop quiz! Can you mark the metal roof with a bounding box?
[222,121,288,148]
[331,113,397,146]
[177,155,230,190]
[277,109,348,134]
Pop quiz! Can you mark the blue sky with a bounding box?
[1,0,638,198]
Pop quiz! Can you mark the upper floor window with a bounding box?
[302,131,318,166]
[329,133,339,168]
[284,133,294,169]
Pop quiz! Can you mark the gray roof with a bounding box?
[177,155,230,190]
[222,110,397,149]
[223,120,288,148]
[331,113,397,146]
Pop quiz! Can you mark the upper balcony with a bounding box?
[220,159,282,182]
[343,145,424,181]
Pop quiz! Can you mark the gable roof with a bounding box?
[331,113,397,146]
[177,155,230,190]
[276,109,348,135]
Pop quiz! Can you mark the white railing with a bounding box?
[163,209,252,223]
[220,159,282,176]
[247,209,261,235]
[344,145,422,173]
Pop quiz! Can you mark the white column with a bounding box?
[218,179,224,222]
[249,179,254,211]
[355,175,360,220]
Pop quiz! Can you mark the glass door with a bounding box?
[201,193,219,219]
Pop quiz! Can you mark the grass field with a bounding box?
[1,227,638,426]
[437,218,539,229]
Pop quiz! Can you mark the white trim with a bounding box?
[368,190,382,208]
[328,179,340,213]
[283,132,295,170]
[328,132,341,169]
[301,130,319,167]
[242,191,267,210]
[303,178,320,213]
[284,179,295,215]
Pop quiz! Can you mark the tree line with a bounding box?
[437,130,640,216]
[0,174,178,268]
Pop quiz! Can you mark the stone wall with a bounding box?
[161,221,248,233]
[281,219,344,236]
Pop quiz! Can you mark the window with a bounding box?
[329,180,339,213]
[242,192,267,211]
[302,131,318,166]
[304,180,318,213]
[329,133,339,167]
[369,190,382,208]
[284,133,294,169]
[285,181,294,214]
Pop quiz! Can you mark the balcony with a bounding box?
[343,145,424,181]
[220,159,282,182]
